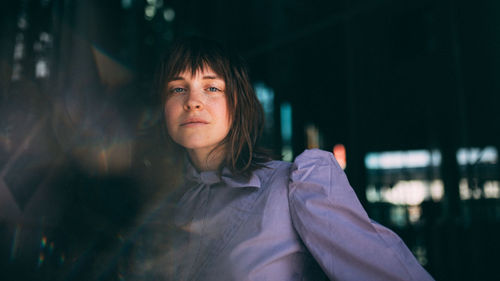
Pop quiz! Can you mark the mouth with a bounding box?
[180,118,209,126]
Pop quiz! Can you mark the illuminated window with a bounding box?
[456,146,499,200]
[484,181,500,198]
[280,102,292,161]
[365,150,443,206]
[305,123,321,149]
[429,180,444,201]
[255,82,275,126]
[457,146,497,165]
[255,82,275,148]
[365,149,441,170]
[35,59,49,78]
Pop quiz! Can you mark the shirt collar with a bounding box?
[184,158,261,188]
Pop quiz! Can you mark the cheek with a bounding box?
[224,110,232,131]
[217,102,231,131]
[164,101,179,131]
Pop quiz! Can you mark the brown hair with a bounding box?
[156,36,273,176]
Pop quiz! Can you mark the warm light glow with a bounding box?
[460,179,500,200]
[484,181,500,198]
[429,180,444,201]
[333,144,346,169]
[459,179,471,200]
[305,124,320,149]
[381,180,427,205]
[41,236,47,248]
[38,253,45,267]
[408,205,422,224]
[366,180,441,205]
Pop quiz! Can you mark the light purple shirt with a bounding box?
[128,149,434,281]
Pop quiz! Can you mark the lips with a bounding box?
[180,118,209,126]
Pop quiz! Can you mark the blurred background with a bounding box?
[1,0,499,280]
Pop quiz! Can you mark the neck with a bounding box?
[187,147,226,172]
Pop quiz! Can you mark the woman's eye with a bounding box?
[207,87,221,92]
[171,87,185,93]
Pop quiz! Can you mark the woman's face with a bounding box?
[164,67,231,155]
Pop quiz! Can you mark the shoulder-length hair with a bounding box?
[156,36,272,176]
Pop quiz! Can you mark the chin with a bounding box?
[179,141,215,150]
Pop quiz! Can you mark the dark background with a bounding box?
[1,0,499,280]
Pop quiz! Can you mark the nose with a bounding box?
[183,90,204,111]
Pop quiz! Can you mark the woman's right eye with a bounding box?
[170,87,186,94]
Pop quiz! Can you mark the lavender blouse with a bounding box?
[128,149,433,281]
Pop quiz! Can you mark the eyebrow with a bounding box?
[169,75,222,82]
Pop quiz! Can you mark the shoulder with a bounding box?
[292,149,341,171]
[291,148,345,181]
[289,149,351,201]
[253,149,344,186]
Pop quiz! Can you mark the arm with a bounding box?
[288,149,434,281]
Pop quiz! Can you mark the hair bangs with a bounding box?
[165,41,229,83]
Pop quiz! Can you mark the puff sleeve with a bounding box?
[288,149,434,281]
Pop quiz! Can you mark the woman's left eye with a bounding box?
[207,87,221,92]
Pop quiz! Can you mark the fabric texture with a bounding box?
[128,149,434,281]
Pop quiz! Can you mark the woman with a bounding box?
[127,37,434,281]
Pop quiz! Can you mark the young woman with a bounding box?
[127,37,434,281]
